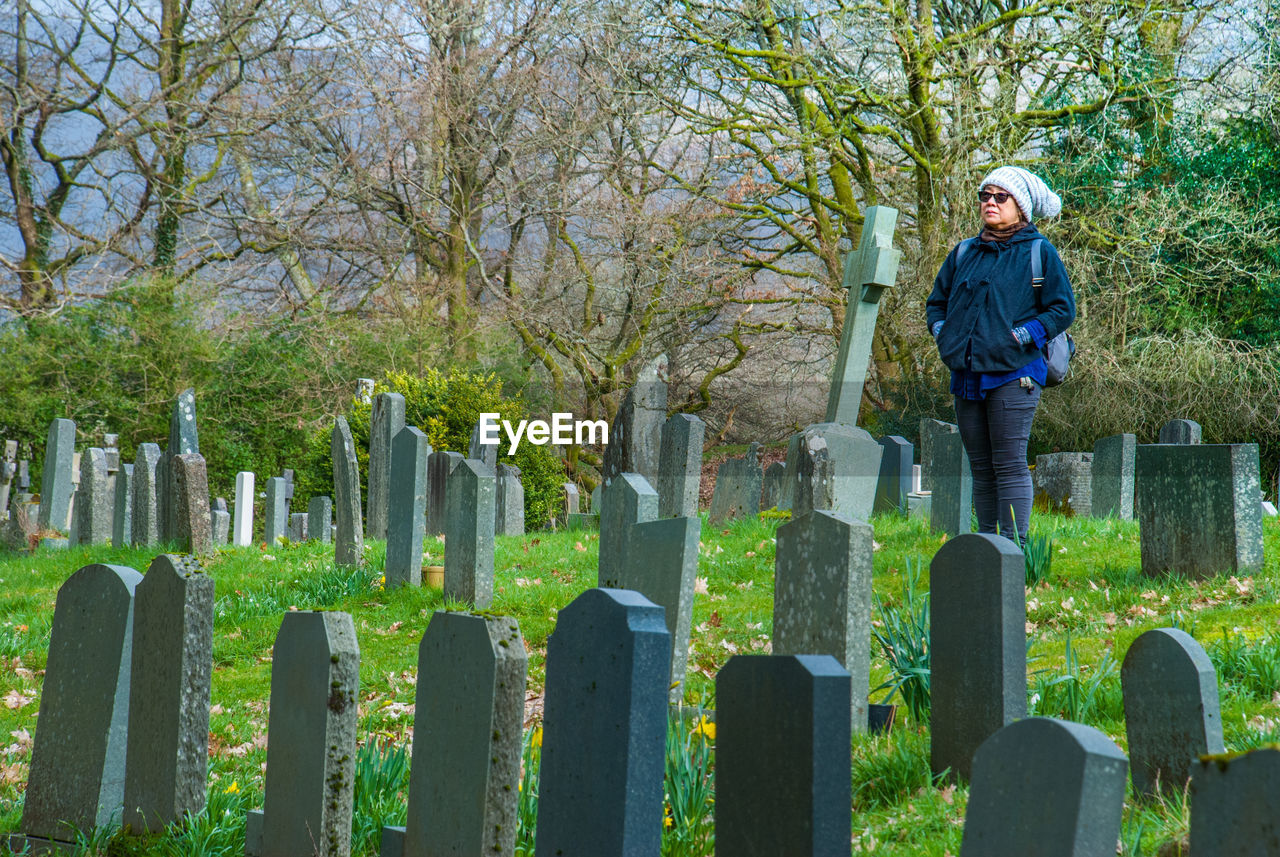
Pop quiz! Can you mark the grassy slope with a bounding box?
[1,512,1279,855]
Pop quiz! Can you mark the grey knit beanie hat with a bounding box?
[979,166,1062,221]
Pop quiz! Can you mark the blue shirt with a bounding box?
[950,320,1048,400]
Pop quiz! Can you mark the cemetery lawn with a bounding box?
[3,514,1280,855]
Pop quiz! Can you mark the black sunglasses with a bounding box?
[978,191,1012,204]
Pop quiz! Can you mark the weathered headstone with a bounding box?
[563,483,580,518]
[782,423,882,520]
[1,494,36,552]
[18,564,143,846]
[368,392,406,541]
[709,443,763,524]
[600,354,668,488]
[960,718,1128,857]
[717,655,852,856]
[495,463,525,536]
[825,206,902,425]
[1122,627,1224,798]
[355,378,375,404]
[232,471,255,547]
[37,417,76,532]
[761,461,786,511]
[535,589,669,857]
[386,426,430,589]
[77,448,112,545]
[426,450,464,537]
[444,459,495,608]
[657,413,704,519]
[774,509,872,732]
[308,496,332,545]
[1033,452,1093,517]
[172,454,212,556]
[103,433,120,473]
[615,514,701,702]
[0,440,17,521]
[1136,443,1264,578]
[211,508,230,546]
[1189,748,1280,857]
[874,435,913,515]
[245,611,359,857]
[264,476,288,547]
[332,416,365,567]
[929,423,973,537]
[467,420,500,469]
[159,389,199,543]
[381,613,527,857]
[112,463,134,549]
[287,513,308,541]
[1159,418,1202,444]
[919,417,953,494]
[132,443,162,548]
[931,534,1027,782]
[1091,433,1137,520]
[123,555,214,832]
[598,472,658,588]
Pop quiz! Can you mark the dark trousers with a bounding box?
[954,380,1041,544]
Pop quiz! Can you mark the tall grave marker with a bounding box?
[37,418,75,532]
[601,355,667,488]
[444,460,495,608]
[332,417,364,567]
[657,413,704,518]
[367,392,406,540]
[598,473,658,589]
[159,389,199,543]
[386,427,430,588]
[131,444,161,548]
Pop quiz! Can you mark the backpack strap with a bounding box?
[955,237,978,267]
[1030,238,1044,311]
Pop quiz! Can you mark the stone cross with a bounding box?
[382,612,527,857]
[717,655,852,855]
[19,563,143,846]
[124,555,214,832]
[825,206,901,425]
[931,534,1027,782]
[535,589,669,857]
[246,611,359,857]
[960,718,1127,856]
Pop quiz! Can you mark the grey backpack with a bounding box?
[955,237,1075,387]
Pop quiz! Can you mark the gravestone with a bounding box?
[37,417,76,532]
[211,508,230,546]
[960,718,1128,857]
[825,205,902,425]
[1121,627,1224,798]
[930,423,973,537]
[1091,433,1137,520]
[426,450,464,537]
[1136,443,1264,578]
[444,459,495,608]
[709,443,763,524]
[1,493,36,552]
[467,420,500,469]
[77,448,112,545]
[356,378,375,404]
[386,426,430,589]
[382,612,527,857]
[874,435,913,515]
[132,444,162,548]
[159,388,199,543]
[308,496,332,545]
[566,513,598,531]
[598,472,658,588]
[19,564,143,846]
[1159,418,1202,444]
[918,417,954,494]
[563,483,580,519]
[590,484,601,513]
[657,413,704,518]
[931,534,1027,782]
[0,440,17,521]
[773,510,872,732]
[123,555,214,832]
[245,611,359,857]
[232,471,255,547]
[282,469,295,505]
[264,477,287,547]
[368,392,406,540]
[615,514,701,702]
[332,416,365,567]
[1033,452,1093,517]
[103,433,120,473]
[535,588,669,857]
[600,354,668,488]
[782,423,881,520]
[288,513,308,541]
[717,655,852,857]
[495,463,525,536]
[171,454,212,556]
[112,463,134,549]
[1189,748,1280,857]
[761,461,786,511]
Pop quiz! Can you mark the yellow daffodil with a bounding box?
[223,780,240,795]
[693,715,716,741]
[531,726,543,748]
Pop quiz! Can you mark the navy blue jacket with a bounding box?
[925,224,1076,375]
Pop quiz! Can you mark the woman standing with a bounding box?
[925,167,1076,546]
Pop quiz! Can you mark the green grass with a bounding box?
[2,512,1280,855]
